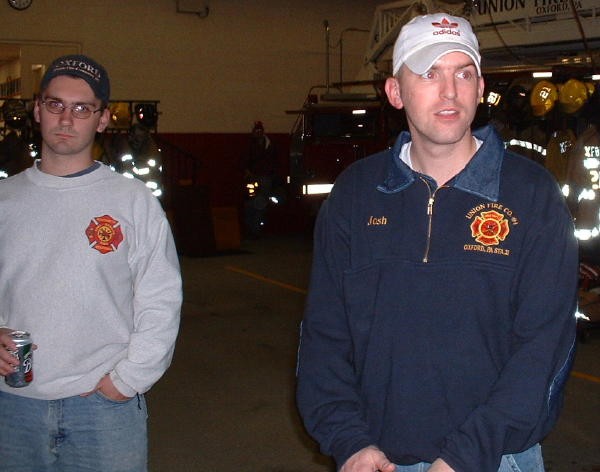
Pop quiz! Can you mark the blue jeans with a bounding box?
[394,444,545,471]
[0,390,148,472]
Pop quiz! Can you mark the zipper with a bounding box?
[420,178,445,263]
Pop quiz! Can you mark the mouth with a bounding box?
[436,109,459,117]
[54,131,76,139]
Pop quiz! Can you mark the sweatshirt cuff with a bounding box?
[109,370,137,397]
[332,437,374,469]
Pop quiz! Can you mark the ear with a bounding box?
[385,77,404,110]
[477,76,485,101]
[33,100,41,124]
[96,107,111,133]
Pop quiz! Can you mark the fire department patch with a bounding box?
[85,215,124,254]
[470,210,510,246]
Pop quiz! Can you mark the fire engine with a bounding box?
[286,0,600,212]
[287,87,405,215]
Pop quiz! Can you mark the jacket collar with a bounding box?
[377,125,504,201]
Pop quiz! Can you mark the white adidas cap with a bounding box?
[392,13,481,76]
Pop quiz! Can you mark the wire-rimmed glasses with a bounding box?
[40,99,103,119]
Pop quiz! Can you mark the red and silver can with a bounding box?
[5,330,33,388]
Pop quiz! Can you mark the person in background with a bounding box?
[243,120,278,237]
[0,100,34,179]
[296,13,578,472]
[245,120,276,179]
[0,54,182,472]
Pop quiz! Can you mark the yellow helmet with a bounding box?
[530,80,558,117]
[108,102,132,129]
[558,79,588,114]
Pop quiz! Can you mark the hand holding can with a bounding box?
[2,330,33,387]
[0,328,19,376]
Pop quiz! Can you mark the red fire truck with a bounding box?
[286,87,406,221]
[284,0,600,232]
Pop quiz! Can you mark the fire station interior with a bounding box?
[0,0,599,470]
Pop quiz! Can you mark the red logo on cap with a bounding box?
[432,18,459,29]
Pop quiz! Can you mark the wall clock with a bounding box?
[8,0,32,10]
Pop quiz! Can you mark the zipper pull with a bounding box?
[427,197,434,215]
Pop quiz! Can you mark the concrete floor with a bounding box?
[147,234,600,472]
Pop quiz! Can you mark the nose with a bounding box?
[59,107,75,125]
[440,75,457,100]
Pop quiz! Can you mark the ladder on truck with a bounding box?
[361,0,600,77]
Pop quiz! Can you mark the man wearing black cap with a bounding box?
[0,54,182,471]
[296,13,578,472]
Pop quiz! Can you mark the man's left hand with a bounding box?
[428,459,455,472]
[81,373,131,401]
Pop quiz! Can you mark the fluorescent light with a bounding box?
[592,74,600,81]
[303,184,334,195]
[532,71,552,78]
[352,109,367,115]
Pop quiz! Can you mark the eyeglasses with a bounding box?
[40,99,103,119]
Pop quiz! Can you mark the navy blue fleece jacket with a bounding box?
[296,125,578,472]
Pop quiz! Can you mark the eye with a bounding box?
[73,104,91,113]
[456,69,474,80]
[420,70,436,80]
[46,100,64,111]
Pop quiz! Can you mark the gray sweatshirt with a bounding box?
[0,162,182,400]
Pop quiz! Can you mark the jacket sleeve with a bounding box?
[111,196,182,397]
[439,173,579,472]
[296,178,375,467]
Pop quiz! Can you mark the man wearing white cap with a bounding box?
[297,13,577,472]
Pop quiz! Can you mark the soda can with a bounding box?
[4,330,33,388]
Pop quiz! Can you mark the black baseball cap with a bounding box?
[40,54,110,104]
